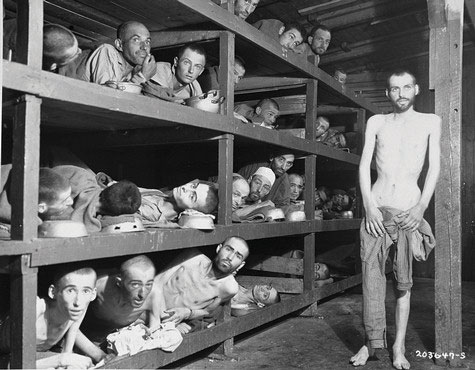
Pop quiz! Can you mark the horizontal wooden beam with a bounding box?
[150,30,223,49]
[237,275,303,293]
[298,0,359,16]
[245,255,305,275]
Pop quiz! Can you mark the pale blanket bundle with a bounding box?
[106,323,183,356]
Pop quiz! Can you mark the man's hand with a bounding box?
[364,206,385,237]
[162,307,191,324]
[140,54,157,81]
[176,322,192,335]
[395,203,425,232]
[58,353,93,369]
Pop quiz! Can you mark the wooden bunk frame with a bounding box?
[1,0,381,368]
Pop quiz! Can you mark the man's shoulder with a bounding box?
[90,43,119,58]
[151,62,173,86]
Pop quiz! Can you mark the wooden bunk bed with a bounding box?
[0,0,381,368]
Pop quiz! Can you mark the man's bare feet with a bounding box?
[350,345,374,367]
[392,346,410,369]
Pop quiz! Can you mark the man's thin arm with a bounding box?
[359,117,378,211]
[418,116,442,209]
[74,329,106,363]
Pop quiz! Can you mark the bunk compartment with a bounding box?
[1,0,381,368]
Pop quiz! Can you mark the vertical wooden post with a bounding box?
[219,31,235,115]
[428,0,463,366]
[303,79,318,292]
[11,95,41,240]
[217,134,234,225]
[16,0,43,68]
[10,255,38,369]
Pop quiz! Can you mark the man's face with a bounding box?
[279,28,303,50]
[173,181,210,211]
[315,117,330,138]
[270,154,294,177]
[54,272,97,321]
[214,237,249,274]
[233,63,246,86]
[334,70,347,85]
[309,29,331,55]
[387,73,418,113]
[234,0,260,20]
[232,179,250,211]
[331,193,350,212]
[256,103,279,126]
[118,23,151,66]
[174,49,205,85]
[248,174,272,202]
[41,186,74,220]
[315,263,330,280]
[120,265,155,308]
[252,284,279,306]
[289,175,304,201]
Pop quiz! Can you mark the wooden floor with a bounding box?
[173,278,475,369]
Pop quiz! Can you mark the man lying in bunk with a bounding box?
[0,265,98,369]
[252,19,306,53]
[148,236,250,334]
[81,21,157,85]
[233,167,275,220]
[233,0,260,20]
[198,56,246,93]
[232,174,250,211]
[3,21,84,75]
[234,98,280,128]
[293,24,332,64]
[77,255,156,362]
[0,165,74,236]
[53,165,141,233]
[231,283,280,316]
[142,43,206,104]
[138,179,218,227]
[238,151,294,208]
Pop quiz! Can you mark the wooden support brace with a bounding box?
[11,94,41,240]
[219,31,235,115]
[428,0,464,366]
[218,134,234,225]
[16,0,43,68]
[10,255,37,369]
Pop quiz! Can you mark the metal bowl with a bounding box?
[38,220,88,238]
[184,90,225,113]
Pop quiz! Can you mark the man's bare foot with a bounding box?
[350,345,374,367]
[392,346,410,369]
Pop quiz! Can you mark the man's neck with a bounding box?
[210,265,231,280]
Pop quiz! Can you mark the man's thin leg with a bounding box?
[393,289,411,370]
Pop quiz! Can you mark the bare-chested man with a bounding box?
[149,236,249,333]
[350,69,441,370]
[78,255,156,361]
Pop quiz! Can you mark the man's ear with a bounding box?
[38,202,47,215]
[115,38,123,52]
[255,106,262,115]
[308,36,313,45]
[173,56,178,68]
[216,243,223,254]
[115,276,122,287]
[415,84,420,95]
[278,26,285,36]
[90,288,97,302]
[48,285,55,300]
[385,89,389,98]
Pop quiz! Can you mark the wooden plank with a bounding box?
[218,134,233,225]
[429,0,463,366]
[298,0,359,16]
[150,30,222,49]
[10,95,41,240]
[245,255,305,275]
[464,1,475,42]
[10,255,37,369]
[219,31,235,115]
[314,273,362,300]
[23,219,362,267]
[16,0,43,68]
[237,275,303,293]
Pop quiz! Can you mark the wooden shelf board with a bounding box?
[0,219,362,265]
